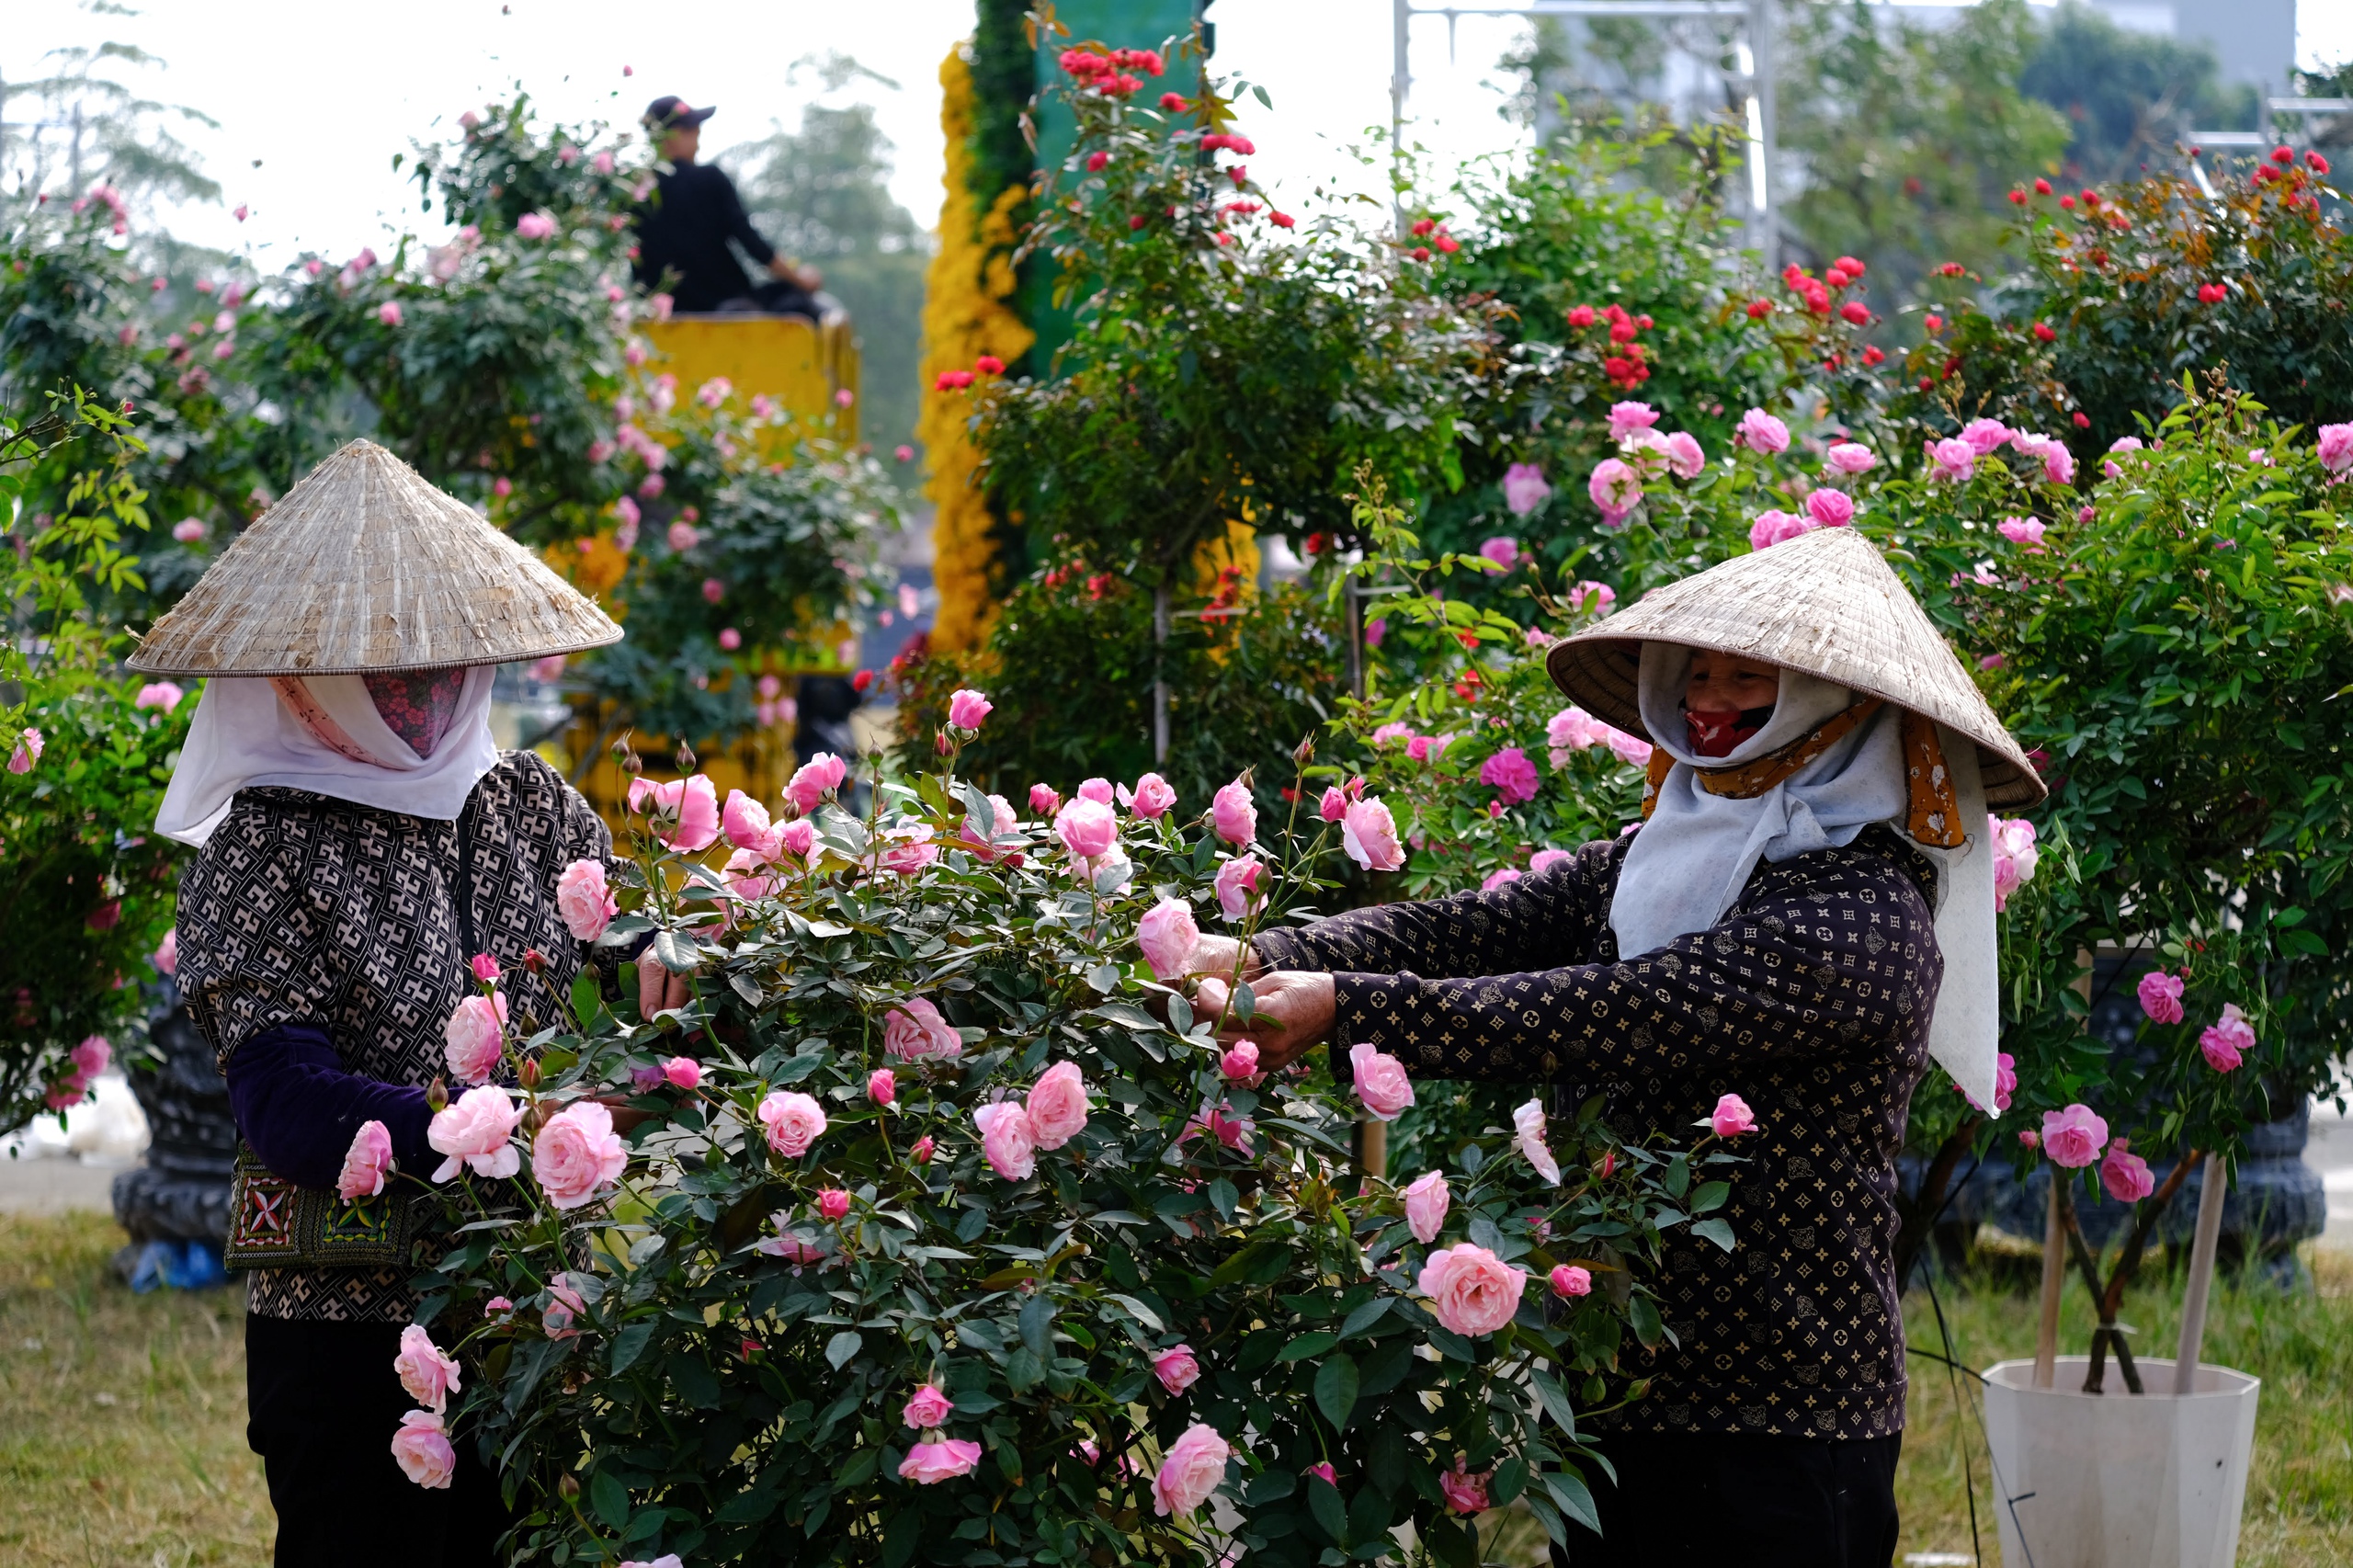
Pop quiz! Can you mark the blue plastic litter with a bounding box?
[127,1237,229,1292]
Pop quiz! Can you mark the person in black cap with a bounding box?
[634,96,825,316]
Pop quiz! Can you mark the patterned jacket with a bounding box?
[176,751,612,1323]
[1251,825,1939,1440]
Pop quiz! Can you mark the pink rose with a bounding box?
[722,790,772,850]
[977,1101,1038,1180]
[443,993,508,1085]
[899,1437,983,1484]
[557,858,615,940]
[1306,1461,1336,1484]
[1211,779,1257,846]
[1736,408,1790,454]
[779,818,817,860]
[470,952,501,983]
[1513,1098,1562,1185]
[883,997,962,1062]
[1663,431,1706,479]
[1607,401,1659,440]
[1991,814,2040,911]
[947,688,994,731]
[2320,422,2353,475]
[1749,508,1808,551]
[515,210,557,239]
[621,1559,685,1568]
[1056,797,1120,866]
[1479,536,1520,571]
[758,1091,827,1157]
[1927,437,1977,483]
[171,517,207,543]
[1415,1243,1528,1336]
[903,1383,954,1428]
[1804,488,1855,528]
[1440,1460,1492,1515]
[1076,778,1116,804]
[153,927,178,976]
[1960,417,2014,454]
[1501,462,1552,516]
[1711,1093,1756,1137]
[1219,1041,1261,1084]
[2137,970,2186,1025]
[391,1410,456,1488]
[1550,1264,1592,1298]
[786,753,848,813]
[2040,1103,2109,1167]
[1479,746,1540,806]
[1964,1051,2018,1116]
[879,827,939,876]
[133,681,185,713]
[2200,1004,2254,1073]
[533,1100,627,1210]
[628,774,721,852]
[2016,432,2076,484]
[1529,848,1572,876]
[1214,855,1265,922]
[958,793,1019,860]
[662,1056,701,1091]
[817,1187,851,1221]
[1341,797,1404,872]
[1318,786,1348,823]
[1137,899,1200,982]
[1824,441,1876,474]
[1152,1424,1232,1517]
[1996,517,2046,549]
[393,1324,460,1412]
[1121,772,1177,818]
[428,1085,522,1181]
[1026,1061,1091,1151]
[13,725,47,772]
[542,1278,587,1337]
[1604,726,1653,767]
[1482,868,1521,892]
[1154,1343,1201,1393]
[1349,1043,1415,1121]
[1403,1169,1449,1244]
[338,1119,394,1202]
[1587,457,1642,521]
[868,1069,896,1106]
[1567,579,1616,615]
[2100,1139,2155,1203]
[1029,783,1062,817]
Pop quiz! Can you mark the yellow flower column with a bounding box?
[919,46,1036,654]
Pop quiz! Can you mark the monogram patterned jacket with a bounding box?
[1252,824,1939,1440]
[176,750,611,1323]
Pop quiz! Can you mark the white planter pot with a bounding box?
[1980,1357,2260,1568]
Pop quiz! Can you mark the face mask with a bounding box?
[360,668,468,758]
[1684,704,1777,759]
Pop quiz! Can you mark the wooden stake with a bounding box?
[2033,1176,2065,1388]
[1355,1119,1387,1185]
[2173,1152,2229,1395]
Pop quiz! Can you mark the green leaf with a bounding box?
[1279,1331,1338,1362]
[1629,1294,1665,1348]
[1493,1456,1529,1506]
[1529,1369,1578,1435]
[1207,1177,1239,1220]
[824,1330,863,1369]
[1690,1216,1735,1252]
[1313,1352,1359,1430]
[1018,1294,1055,1356]
[570,970,601,1027]
[1006,1346,1045,1392]
[1337,1296,1393,1339]
[1543,1468,1601,1533]
[651,929,701,975]
[608,1320,655,1374]
[1307,1474,1348,1542]
[1688,1180,1731,1214]
[591,1469,631,1530]
[1425,1512,1477,1568]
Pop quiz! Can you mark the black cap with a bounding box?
[643,97,716,132]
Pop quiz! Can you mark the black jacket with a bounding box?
[1253,825,1941,1439]
[632,161,776,312]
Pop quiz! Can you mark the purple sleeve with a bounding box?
[224,1022,436,1190]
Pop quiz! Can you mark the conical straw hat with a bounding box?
[128,439,621,676]
[1547,526,2046,808]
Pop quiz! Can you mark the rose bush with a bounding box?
[382,712,1744,1566]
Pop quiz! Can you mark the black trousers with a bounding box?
[245,1314,514,1567]
[1558,1431,1903,1566]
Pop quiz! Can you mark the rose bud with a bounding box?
[426,1075,449,1112]
[519,1055,541,1089]
[523,948,547,975]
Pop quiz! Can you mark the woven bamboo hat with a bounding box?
[128,439,621,676]
[1547,526,2046,807]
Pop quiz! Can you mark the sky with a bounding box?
[6,2,2351,268]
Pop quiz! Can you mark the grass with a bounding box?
[4,1209,2350,1565]
[1896,1244,2353,1566]
[0,1211,269,1567]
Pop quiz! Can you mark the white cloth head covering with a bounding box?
[1609,642,2000,1108]
[153,667,499,847]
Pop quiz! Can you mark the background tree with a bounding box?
[0,40,219,213]
[728,54,931,483]
[2020,4,2256,186]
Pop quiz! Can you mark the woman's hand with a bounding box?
[1194,970,1336,1071]
[1183,935,1267,983]
[637,954,691,1019]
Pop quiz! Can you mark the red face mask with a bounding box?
[1686,705,1775,758]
